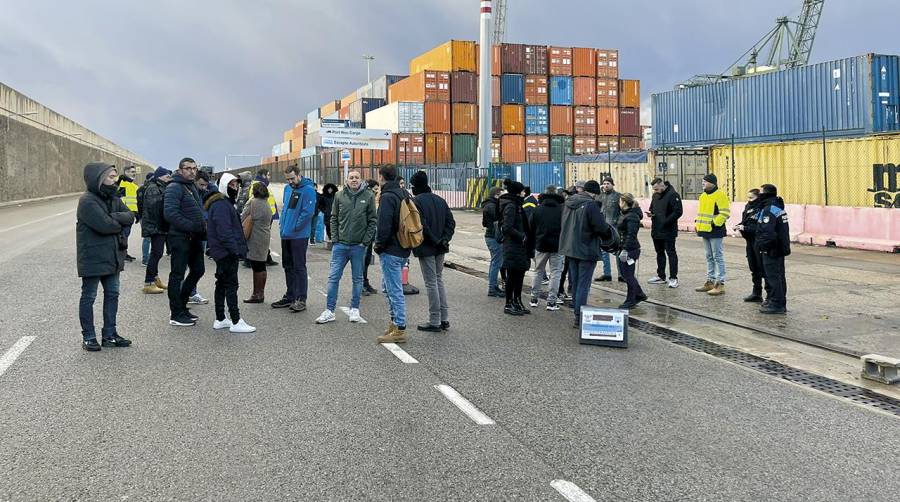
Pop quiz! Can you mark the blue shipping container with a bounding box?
[549,76,573,106]
[652,53,900,147]
[502,74,526,104]
[507,162,564,190]
[525,105,549,135]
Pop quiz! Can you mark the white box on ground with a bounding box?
[580,307,628,348]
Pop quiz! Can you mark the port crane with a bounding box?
[493,0,507,44]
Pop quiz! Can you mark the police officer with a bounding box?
[754,184,790,314]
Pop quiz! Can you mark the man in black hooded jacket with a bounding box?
[528,185,565,310]
[755,184,790,314]
[411,171,455,332]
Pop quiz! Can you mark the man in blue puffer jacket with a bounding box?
[272,165,317,313]
[164,157,207,327]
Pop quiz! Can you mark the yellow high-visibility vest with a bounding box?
[250,180,278,215]
[695,188,731,233]
[119,179,139,212]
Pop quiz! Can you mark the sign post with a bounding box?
[341,149,351,182]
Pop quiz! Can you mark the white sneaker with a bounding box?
[213,319,233,330]
[348,308,362,323]
[315,310,336,324]
[188,294,209,305]
[529,298,540,308]
[230,319,257,333]
[668,278,679,288]
[647,276,666,285]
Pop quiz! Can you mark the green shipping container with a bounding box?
[452,134,477,163]
[550,136,573,162]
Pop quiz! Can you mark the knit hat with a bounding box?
[504,178,525,195]
[583,180,602,195]
[153,166,172,179]
[410,170,429,188]
[602,176,614,185]
[575,180,586,189]
[703,173,718,185]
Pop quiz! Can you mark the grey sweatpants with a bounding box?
[418,254,449,326]
[531,251,564,304]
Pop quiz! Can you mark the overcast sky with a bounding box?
[1,0,897,168]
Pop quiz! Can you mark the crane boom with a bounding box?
[787,0,824,68]
[493,0,507,44]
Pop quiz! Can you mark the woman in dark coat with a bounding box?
[499,179,532,316]
[616,193,648,309]
[319,183,338,242]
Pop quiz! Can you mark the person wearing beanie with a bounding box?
[482,185,506,297]
[558,179,613,328]
[410,171,456,332]
[594,176,622,283]
[140,166,172,294]
[754,184,790,314]
[695,172,731,296]
[138,169,161,265]
[499,179,532,315]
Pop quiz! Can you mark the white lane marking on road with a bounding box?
[382,343,418,363]
[550,480,596,502]
[434,384,495,425]
[0,209,75,234]
[338,307,368,324]
[0,336,37,379]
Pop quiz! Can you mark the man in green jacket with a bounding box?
[315,170,377,324]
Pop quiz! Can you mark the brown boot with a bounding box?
[707,282,726,296]
[154,277,168,290]
[377,324,406,344]
[244,271,267,303]
[382,322,397,336]
[694,280,715,292]
[142,282,164,294]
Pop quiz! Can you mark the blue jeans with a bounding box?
[599,250,622,278]
[568,258,597,320]
[703,237,726,283]
[380,253,407,328]
[485,236,503,290]
[326,243,366,311]
[79,274,120,341]
[142,237,151,264]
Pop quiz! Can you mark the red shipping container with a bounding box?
[597,135,618,152]
[573,107,596,136]
[596,49,619,78]
[452,103,477,134]
[353,149,364,167]
[501,43,527,74]
[619,107,640,136]
[381,135,399,165]
[475,44,502,75]
[596,78,618,107]
[524,45,549,75]
[619,136,641,151]
[572,48,597,77]
[492,106,501,137]
[491,138,502,163]
[501,135,526,163]
[388,71,450,103]
[501,104,525,134]
[396,134,425,165]
[425,134,451,164]
[549,105,573,136]
[549,46,572,76]
[339,106,350,120]
[573,77,596,106]
[362,149,375,166]
[526,135,550,162]
[451,71,478,103]
[425,102,451,134]
[492,76,500,107]
[525,75,548,105]
[574,136,598,155]
[597,107,619,136]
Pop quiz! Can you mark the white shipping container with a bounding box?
[357,75,407,100]
[364,101,424,134]
[281,141,291,154]
[307,117,321,133]
[306,108,321,124]
[305,130,321,147]
[272,143,282,156]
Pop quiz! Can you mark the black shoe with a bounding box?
[617,277,626,283]
[594,275,612,282]
[635,294,648,304]
[487,288,505,297]
[272,298,293,309]
[761,299,770,308]
[403,284,419,295]
[124,254,136,262]
[186,310,199,321]
[101,334,132,347]
[759,305,787,314]
[363,284,378,295]
[441,321,450,331]
[242,260,252,268]
[266,257,279,266]
[82,339,101,352]
[618,302,636,310]
[572,319,580,329]
[289,299,307,312]
[514,300,531,314]
[417,324,442,332]
[743,294,763,303]
[169,314,196,327]
[504,304,524,316]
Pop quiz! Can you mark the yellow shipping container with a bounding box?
[710,134,900,207]
[341,91,358,109]
[565,161,655,199]
[409,40,477,74]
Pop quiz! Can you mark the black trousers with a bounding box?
[505,267,526,304]
[652,237,678,280]
[145,234,166,283]
[167,235,205,318]
[214,255,241,323]
[364,244,373,284]
[621,249,645,304]
[745,237,766,294]
[762,254,787,309]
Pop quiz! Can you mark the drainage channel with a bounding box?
[445,260,900,418]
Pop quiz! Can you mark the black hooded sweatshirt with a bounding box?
[529,193,565,253]
[76,163,134,278]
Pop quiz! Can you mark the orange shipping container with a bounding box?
[525,75,548,105]
[549,46,572,76]
[492,76,500,107]
[474,44,502,76]
[597,135,618,152]
[341,91,358,109]
[574,106,596,136]
[501,135,526,163]
[380,135,398,165]
[572,47,597,77]
[573,77,596,106]
[396,134,425,165]
[425,134,451,164]
[574,136,598,155]
[596,49,619,78]
[452,103,477,134]
[549,105,573,136]
[526,135,550,162]
[425,102,451,134]
[597,107,619,136]
[321,100,341,117]
[619,79,641,108]
[283,130,293,142]
[339,105,350,120]
[501,104,525,134]
[388,71,450,103]
[596,78,618,108]
[410,40,477,74]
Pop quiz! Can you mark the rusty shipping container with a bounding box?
[491,137,502,162]
[501,104,525,134]
[475,44,502,75]
[572,47,597,77]
[573,106,596,136]
[597,135,618,152]
[339,105,350,120]
[619,136,641,151]
[425,102,451,134]
[619,107,640,137]
[320,100,341,117]
[410,40,477,74]
[525,75,548,105]
[395,133,425,165]
[524,45,549,74]
[573,77,596,106]
[597,107,619,136]
[492,106,501,137]
[501,43,527,74]
[596,78,618,107]
[502,135,526,163]
[451,103,477,134]
[526,135,550,162]
[574,136,598,155]
[618,79,640,108]
[388,71,450,103]
[492,76,501,107]
[425,134,452,164]
[549,105,573,136]
[549,46,573,76]
[450,71,477,103]
[596,49,619,78]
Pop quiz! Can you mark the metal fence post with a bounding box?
[822,126,829,206]
[730,133,737,201]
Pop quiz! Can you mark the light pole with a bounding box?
[363,55,375,83]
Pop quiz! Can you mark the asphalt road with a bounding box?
[1,197,899,501]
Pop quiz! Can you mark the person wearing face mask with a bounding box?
[219,173,241,208]
[76,163,135,351]
[164,157,208,326]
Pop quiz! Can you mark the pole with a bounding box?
[343,159,349,183]
[363,55,375,84]
[477,0,493,171]
[730,133,736,201]
[822,126,828,205]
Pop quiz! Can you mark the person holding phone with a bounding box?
[616,193,648,310]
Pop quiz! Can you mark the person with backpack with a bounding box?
[481,186,505,297]
[499,179,532,316]
[140,166,172,294]
[410,171,455,332]
[373,165,422,343]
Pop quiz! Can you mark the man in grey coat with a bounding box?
[594,176,622,282]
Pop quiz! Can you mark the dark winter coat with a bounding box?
[596,189,621,227]
[529,193,564,253]
[559,193,612,261]
[755,193,791,258]
[319,184,338,222]
[649,182,683,240]
[76,163,134,278]
[739,197,764,240]
[204,191,248,261]
[499,193,532,270]
[522,194,539,221]
[481,197,501,239]
[617,206,643,252]
[164,173,206,238]
[140,178,169,237]
[374,181,412,258]
[413,188,456,258]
